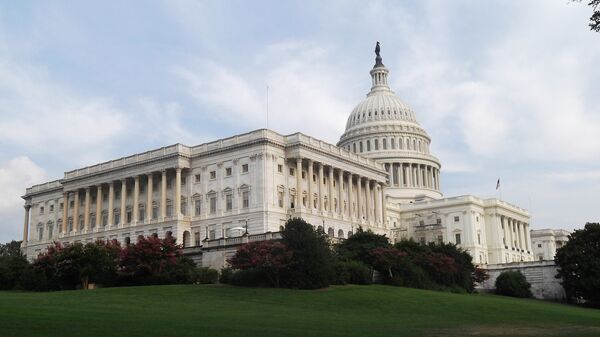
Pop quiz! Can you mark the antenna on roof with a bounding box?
[266,85,270,130]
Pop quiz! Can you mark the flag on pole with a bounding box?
[496,179,500,190]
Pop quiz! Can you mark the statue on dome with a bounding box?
[375,41,381,57]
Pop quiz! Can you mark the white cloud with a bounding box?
[175,41,355,144]
[0,157,46,242]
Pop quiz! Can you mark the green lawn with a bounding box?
[0,285,599,337]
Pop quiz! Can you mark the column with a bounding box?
[133,176,140,223]
[357,177,363,221]
[161,170,167,219]
[382,190,387,228]
[397,163,403,187]
[62,192,68,232]
[318,163,324,211]
[296,159,302,208]
[108,183,114,227]
[407,164,413,187]
[95,185,102,228]
[175,168,182,217]
[374,183,380,225]
[307,160,313,210]
[73,191,80,232]
[518,221,525,250]
[84,187,91,231]
[338,170,344,217]
[328,166,334,215]
[502,216,509,248]
[525,224,531,251]
[348,174,354,220]
[120,179,127,225]
[147,173,153,221]
[23,205,31,242]
[365,180,371,223]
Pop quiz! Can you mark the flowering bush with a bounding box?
[228,241,292,287]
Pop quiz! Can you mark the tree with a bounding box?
[336,227,391,268]
[280,218,334,289]
[0,240,27,290]
[572,0,600,32]
[555,223,600,307]
[495,270,532,298]
[118,235,183,285]
[368,247,407,279]
[0,240,23,257]
[228,241,292,287]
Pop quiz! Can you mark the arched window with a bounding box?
[391,138,395,149]
[317,225,324,233]
[347,231,353,238]
[327,227,334,238]
[338,229,344,238]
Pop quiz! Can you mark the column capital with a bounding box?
[134,175,140,181]
[24,204,31,211]
[175,167,182,173]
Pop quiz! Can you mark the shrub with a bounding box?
[280,218,334,289]
[165,256,198,284]
[230,269,269,287]
[334,260,372,285]
[197,267,219,284]
[495,271,532,298]
[0,255,28,290]
[219,268,233,284]
[227,241,292,287]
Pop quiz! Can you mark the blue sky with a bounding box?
[1,0,599,242]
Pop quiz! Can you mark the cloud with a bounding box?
[0,157,47,242]
[174,41,356,144]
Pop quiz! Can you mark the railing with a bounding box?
[25,180,62,195]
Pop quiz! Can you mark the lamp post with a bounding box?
[244,219,249,236]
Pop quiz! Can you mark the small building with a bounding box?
[531,229,570,261]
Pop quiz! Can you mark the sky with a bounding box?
[0,0,599,242]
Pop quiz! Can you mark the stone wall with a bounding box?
[479,261,565,301]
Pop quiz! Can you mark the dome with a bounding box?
[338,43,442,203]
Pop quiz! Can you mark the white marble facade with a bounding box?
[21,47,535,264]
[531,229,570,261]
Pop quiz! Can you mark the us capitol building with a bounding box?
[20,45,534,267]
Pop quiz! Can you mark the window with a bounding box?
[437,235,443,244]
[476,216,479,222]
[152,205,158,219]
[455,233,462,245]
[537,243,542,248]
[278,191,284,208]
[40,206,44,214]
[226,194,233,211]
[140,185,145,193]
[49,205,54,212]
[102,212,108,227]
[367,140,371,151]
[277,164,283,173]
[59,202,64,210]
[419,220,424,226]
[242,164,249,173]
[436,218,442,225]
[391,138,395,149]
[225,167,232,176]
[38,226,43,241]
[103,193,108,202]
[195,174,201,183]
[181,177,186,185]
[353,143,357,152]
[166,204,173,217]
[90,214,96,227]
[139,208,145,222]
[242,191,249,208]
[114,212,120,225]
[195,199,202,215]
[181,201,187,215]
[359,142,363,152]
[210,196,217,214]
[126,211,132,223]
[194,232,201,246]
[383,138,387,149]
[79,216,84,230]
[209,229,216,240]
[289,168,295,176]
[70,201,74,209]
[454,216,460,222]
[374,139,379,150]
[210,171,216,179]
[301,171,306,179]
[478,233,481,245]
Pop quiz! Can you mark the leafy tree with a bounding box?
[336,227,391,268]
[555,223,600,307]
[369,247,407,280]
[495,270,532,298]
[473,267,490,284]
[118,235,183,285]
[0,240,27,290]
[228,240,292,287]
[280,218,334,289]
[0,240,23,257]
[572,0,600,32]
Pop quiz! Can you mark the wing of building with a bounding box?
[20,45,535,266]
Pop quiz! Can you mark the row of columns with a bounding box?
[385,162,440,190]
[56,168,183,234]
[501,216,531,252]
[292,158,385,226]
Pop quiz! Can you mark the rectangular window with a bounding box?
[102,213,108,227]
[210,196,217,214]
[226,194,233,211]
[114,213,120,225]
[277,164,283,173]
[437,235,443,244]
[195,174,201,183]
[242,164,249,173]
[225,167,232,177]
[70,201,74,208]
[436,218,442,225]
[195,199,202,215]
[367,140,371,151]
[38,227,43,241]
[139,209,145,222]
[454,216,460,222]
[455,233,462,245]
[289,168,295,176]
[181,202,187,215]
[360,142,363,152]
[210,171,216,179]
[181,177,186,185]
[194,232,200,246]
[278,192,284,208]
[127,211,132,223]
[478,234,481,245]
[242,191,249,208]
[374,139,379,150]
[49,205,54,212]
[209,229,216,240]
[383,138,387,149]
[152,206,158,219]
[166,205,173,217]
[39,206,44,214]
[59,202,64,210]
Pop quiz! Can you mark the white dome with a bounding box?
[338,44,442,203]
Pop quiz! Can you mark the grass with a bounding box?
[0,285,599,337]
